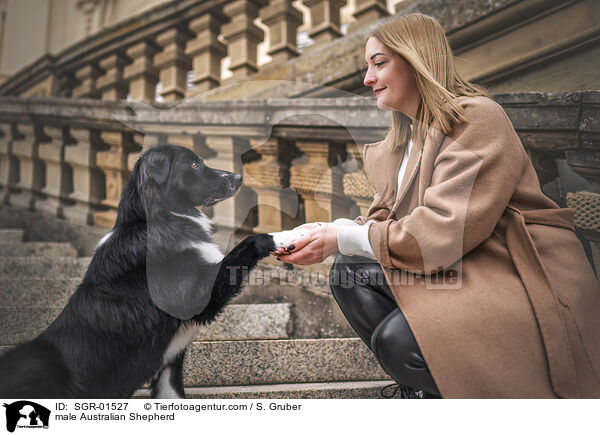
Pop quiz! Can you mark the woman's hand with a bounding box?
[274,225,339,265]
[272,222,321,256]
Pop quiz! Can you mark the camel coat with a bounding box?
[355,96,600,398]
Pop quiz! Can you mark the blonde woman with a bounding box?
[273,13,600,398]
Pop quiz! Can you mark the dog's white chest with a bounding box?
[163,323,198,365]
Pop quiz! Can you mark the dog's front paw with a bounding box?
[247,233,276,257]
[269,228,309,250]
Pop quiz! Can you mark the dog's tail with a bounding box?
[0,340,73,399]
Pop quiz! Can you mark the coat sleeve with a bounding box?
[354,191,392,225]
[368,99,526,274]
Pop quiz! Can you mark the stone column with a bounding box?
[72,64,104,98]
[37,126,74,218]
[350,0,388,32]
[10,124,46,211]
[94,132,141,228]
[342,143,375,216]
[259,0,303,64]
[154,27,194,101]
[302,0,346,47]
[63,129,106,225]
[221,0,268,80]
[0,123,20,205]
[185,11,228,96]
[204,135,254,233]
[244,138,303,232]
[290,140,353,222]
[97,52,131,101]
[123,41,160,102]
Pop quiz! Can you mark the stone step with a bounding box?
[0,278,80,306]
[0,338,387,386]
[180,338,387,386]
[0,303,293,345]
[134,380,395,399]
[0,242,77,258]
[0,229,24,242]
[0,257,89,278]
[235,264,355,339]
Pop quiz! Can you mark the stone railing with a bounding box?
[1,92,599,273]
[0,0,391,101]
[1,0,596,100]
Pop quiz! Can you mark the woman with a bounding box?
[273,13,600,398]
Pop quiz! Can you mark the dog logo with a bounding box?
[3,401,50,433]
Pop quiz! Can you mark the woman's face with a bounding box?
[364,36,419,117]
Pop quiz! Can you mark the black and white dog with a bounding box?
[0,145,286,399]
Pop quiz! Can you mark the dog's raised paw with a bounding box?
[250,234,277,257]
[268,229,308,250]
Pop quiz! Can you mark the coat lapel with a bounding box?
[391,139,422,213]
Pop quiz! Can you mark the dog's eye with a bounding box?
[191,161,199,169]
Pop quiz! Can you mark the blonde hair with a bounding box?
[369,13,488,151]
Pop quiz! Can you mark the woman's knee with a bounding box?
[371,308,440,395]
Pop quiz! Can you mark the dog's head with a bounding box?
[137,145,242,212]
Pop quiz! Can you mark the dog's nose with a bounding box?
[227,173,243,190]
[232,173,242,185]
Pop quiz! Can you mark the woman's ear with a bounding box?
[144,151,171,185]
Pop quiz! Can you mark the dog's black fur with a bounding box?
[0,145,277,399]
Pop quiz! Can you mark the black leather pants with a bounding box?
[330,254,441,397]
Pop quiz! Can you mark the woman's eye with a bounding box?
[375,62,385,67]
[191,161,199,169]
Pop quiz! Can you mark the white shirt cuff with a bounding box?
[323,218,359,228]
[337,221,376,259]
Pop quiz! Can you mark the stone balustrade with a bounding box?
[0,92,598,275]
[0,0,365,101]
[2,0,596,104]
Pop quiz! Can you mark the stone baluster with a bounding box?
[259,0,303,64]
[349,0,388,32]
[97,52,132,101]
[94,131,141,228]
[72,64,104,98]
[37,126,75,218]
[154,27,194,101]
[0,123,8,199]
[290,140,353,222]
[9,124,46,210]
[243,137,303,232]
[185,11,228,96]
[563,93,600,276]
[204,135,255,237]
[221,0,268,80]
[63,128,107,225]
[123,41,160,101]
[342,143,375,216]
[565,151,600,276]
[58,72,78,97]
[123,41,160,102]
[0,123,20,204]
[301,0,346,47]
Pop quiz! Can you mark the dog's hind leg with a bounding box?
[150,352,186,399]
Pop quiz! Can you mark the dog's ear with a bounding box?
[144,151,170,185]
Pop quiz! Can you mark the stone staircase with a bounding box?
[0,228,393,398]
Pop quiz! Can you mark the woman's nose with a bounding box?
[364,69,375,87]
